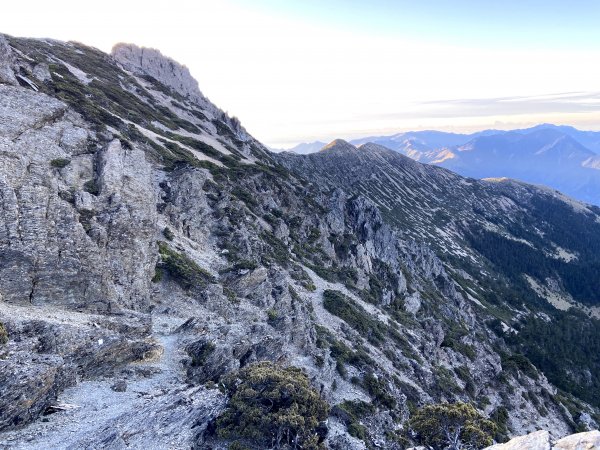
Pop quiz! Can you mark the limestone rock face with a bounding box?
[485,430,552,450]
[554,430,600,450]
[0,35,17,85]
[111,43,206,104]
[485,430,600,450]
[0,86,156,312]
[0,303,155,431]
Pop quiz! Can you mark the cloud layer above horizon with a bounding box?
[2,0,600,147]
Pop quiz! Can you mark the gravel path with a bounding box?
[0,315,224,450]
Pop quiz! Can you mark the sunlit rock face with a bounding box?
[484,430,600,450]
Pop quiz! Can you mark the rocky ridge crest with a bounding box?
[0,33,598,449]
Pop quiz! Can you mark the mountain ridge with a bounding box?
[286,125,600,205]
[0,33,599,449]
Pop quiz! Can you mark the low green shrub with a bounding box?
[408,402,496,449]
[0,322,8,345]
[216,362,329,449]
[83,179,100,195]
[500,352,538,379]
[322,290,386,345]
[336,400,374,441]
[50,158,71,168]
[157,241,215,289]
[266,308,279,322]
[362,373,396,409]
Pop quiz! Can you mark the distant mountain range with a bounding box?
[3,33,600,447]
[280,124,600,205]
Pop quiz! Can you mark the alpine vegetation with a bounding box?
[0,33,598,449]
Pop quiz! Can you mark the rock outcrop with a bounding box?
[485,430,600,450]
[0,33,599,449]
[0,35,17,85]
[0,85,156,311]
[112,43,202,100]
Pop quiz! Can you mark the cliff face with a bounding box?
[0,90,156,311]
[0,34,598,449]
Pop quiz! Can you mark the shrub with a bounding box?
[232,187,258,208]
[433,365,460,396]
[157,241,215,289]
[362,373,396,409]
[232,260,258,271]
[0,322,8,345]
[50,158,71,168]
[162,227,175,241]
[151,267,163,283]
[315,326,374,376]
[408,402,496,450]
[305,282,317,292]
[500,352,538,379]
[336,400,375,441]
[261,232,291,268]
[322,290,386,345]
[186,340,215,367]
[83,179,100,195]
[267,308,279,322]
[489,406,510,442]
[216,361,329,449]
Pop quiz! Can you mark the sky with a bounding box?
[2,1,600,148]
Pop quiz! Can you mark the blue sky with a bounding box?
[2,1,600,147]
[239,0,600,49]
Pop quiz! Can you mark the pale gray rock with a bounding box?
[32,63,51,82]
[404,292,421,314]
[0,35,17,86]
[111,43,206,105]
[485,430,600,450]
[485,430,552,450]
[554,430,600,450]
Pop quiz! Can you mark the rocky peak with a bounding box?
[111,43,206,104]
[320,138,357,153]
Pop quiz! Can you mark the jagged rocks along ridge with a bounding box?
[0,33,599,449]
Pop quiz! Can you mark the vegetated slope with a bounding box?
[279,140,600,410]
[0,33,598,449]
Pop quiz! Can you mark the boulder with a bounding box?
[485,430,600,450]
[485,430,551,450]
[554,430,600,450]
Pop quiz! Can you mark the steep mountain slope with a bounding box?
[279,140,600,410]
[0,33,598,449]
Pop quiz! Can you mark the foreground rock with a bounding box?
[485,430,600,450]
